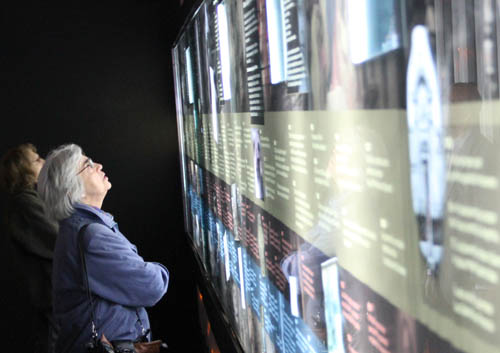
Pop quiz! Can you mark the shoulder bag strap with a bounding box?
[78,223,148,342]
[77,223,99,341]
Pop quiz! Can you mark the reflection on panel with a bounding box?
[197,288,222,353]
[172,0,500,352]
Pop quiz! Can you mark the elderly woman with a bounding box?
[37,144,169,353]
[0,143,59,353]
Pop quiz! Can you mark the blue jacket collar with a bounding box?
[74,203,117,229]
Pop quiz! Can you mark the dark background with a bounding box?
[0,0,204,351]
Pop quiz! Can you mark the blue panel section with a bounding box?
[228,232,240,285]
[246,261,261,317]
[188,186,328,353]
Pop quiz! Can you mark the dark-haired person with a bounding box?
[0,143,59,353]
[37,143,169,353]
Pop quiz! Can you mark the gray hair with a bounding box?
[37,144,85,221]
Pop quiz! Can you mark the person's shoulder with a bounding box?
[81,222,122,251]
[62,208,116,248]
[11,188,40,205]
[7,189,47,217]
[74,204,116,228]
[59,214,81,235]
[61,210,97,234]
[69,205,103,224]
[82,222,110,235]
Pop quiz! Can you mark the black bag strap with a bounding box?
[77,224,99,341]
[77,223,148,342]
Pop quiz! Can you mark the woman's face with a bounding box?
[78,156,112,201]
[27,149,44,181]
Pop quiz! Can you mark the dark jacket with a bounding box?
[3,188,59,352]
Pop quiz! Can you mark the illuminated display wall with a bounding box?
[173,0,500,352]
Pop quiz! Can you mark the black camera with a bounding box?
[86,339,115,353]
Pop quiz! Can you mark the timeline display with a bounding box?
[173,1,500,352]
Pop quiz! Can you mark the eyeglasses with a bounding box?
[77,158,95,175]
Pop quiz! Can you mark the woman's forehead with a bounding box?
[79,155,90,165]
[26,149,38,160]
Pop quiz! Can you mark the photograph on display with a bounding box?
[208,216,222,280]
[211,220,225,295]
[295,236,329,346]
[251,128,265,200]
[194,4,211,115]
[308,0,334,110]
[265,0,310,111]
[346,0,401,64]
[213,227,232,314]
[256,213,267,277]
[224,0,249,112]
[209,66,220,144]
[231,183,243,241]
[243,0,265,124]
[407,25,446,277]
[193,213,201,251]
[320,257,344,353]
[216,2,232,105]
[185,45,196,110]
[319,0,406,111]
[327,0,362,110]
[244,304,265,353]
[249,0,313,112]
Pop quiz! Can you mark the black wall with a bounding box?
[0,0,203,350]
